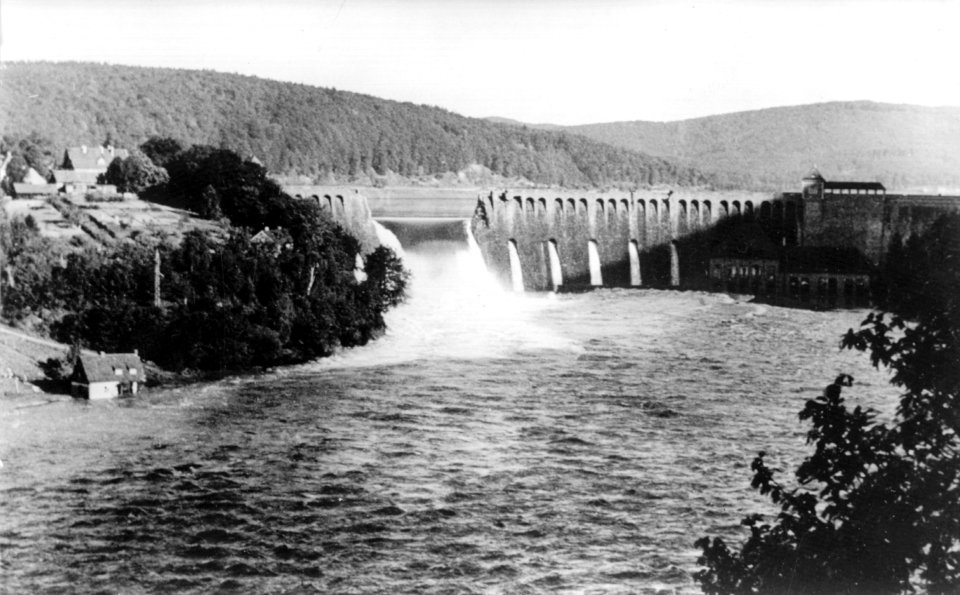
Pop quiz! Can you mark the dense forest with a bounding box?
[0,61,713,189]
[547,102,960,191]
[0,143,408,373]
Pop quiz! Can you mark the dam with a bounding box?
[287,175,960,304]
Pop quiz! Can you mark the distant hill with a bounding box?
[0,62,714,189]
[549,102,960,191]
[483,116,562,131]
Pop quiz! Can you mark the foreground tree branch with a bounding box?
[696,215,960,594]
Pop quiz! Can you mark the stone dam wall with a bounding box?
[282,183,960,294]
[285,186,381,253]
[471,188,797,291]
[471,187,960,292]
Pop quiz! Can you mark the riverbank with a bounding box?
[0,322,336,401]
[0,324,184,400]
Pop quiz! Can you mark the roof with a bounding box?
[803,168,825,181]
[22,168,48,185]
[824,181,886,192]
[13,183,59,196]
[53,169,100,184]
[251,228,277,244]
[63,145,129,171]
[74,353,145,384]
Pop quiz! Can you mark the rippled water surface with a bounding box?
[0,225,899,594]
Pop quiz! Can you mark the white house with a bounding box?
[71,352,145,399]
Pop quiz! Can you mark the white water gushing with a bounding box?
[311,219,569,368]
[373,220,405,259]
[670,241,680,287]
[588,240,603,286]
[507,240,524,293]
[548,240,563,291]
[629,240,641,286]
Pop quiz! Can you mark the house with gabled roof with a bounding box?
[251,226,292,255]
[71,351,145,399]
[53,169,108,194]
[62,145,129,174]
[250,227,277,245]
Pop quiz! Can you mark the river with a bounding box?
[0,220,899,594]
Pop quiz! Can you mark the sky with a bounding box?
[2,0,959,125]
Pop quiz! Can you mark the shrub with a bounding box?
[696,214,960,594]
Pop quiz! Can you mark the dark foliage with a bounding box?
[1,132,57,191]
[139,136,184,169]
[696,214,960,594]
[0,62,714,189]
[100,150,169,193]
[2,147,408,373]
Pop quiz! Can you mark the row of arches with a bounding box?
[491,193,802,242]
[291,193,348,219]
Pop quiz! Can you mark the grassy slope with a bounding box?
[559,102,960,191]
[0,324,67,385]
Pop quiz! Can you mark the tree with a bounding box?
[696,214,960,594]
[102,151,169,193]
[1,132,56,185]
[8,144,410,375]
[362,245,409,308]
[140,136,184,169]
[3,154,29,185]
[198,184,222,219]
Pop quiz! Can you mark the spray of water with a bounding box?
[507,240,525,293]
[309,219,572,368]
[588,240,603,286]
[548,240,563,291]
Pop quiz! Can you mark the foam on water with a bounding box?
[310,220,574,369]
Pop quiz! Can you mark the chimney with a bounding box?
[98,351,104,356]
[133,349,139,356]
[81,145,88,154]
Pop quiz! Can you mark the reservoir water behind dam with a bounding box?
[0,219,899,594]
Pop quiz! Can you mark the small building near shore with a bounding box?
[71,351,145,399]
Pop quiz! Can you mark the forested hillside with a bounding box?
[0,62,713,189]
[555,102,960,191]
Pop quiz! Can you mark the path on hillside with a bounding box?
[0,325,71,351]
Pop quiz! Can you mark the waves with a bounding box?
[0,268,901,593]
